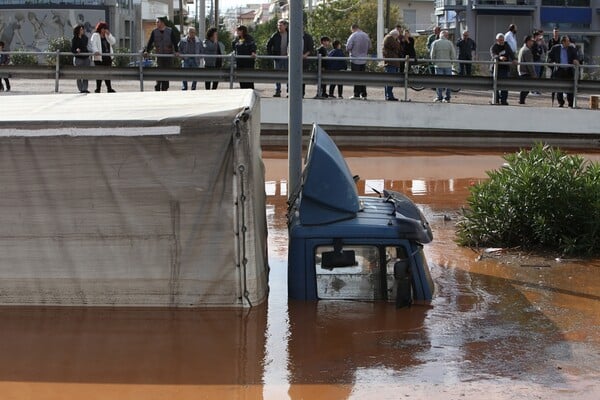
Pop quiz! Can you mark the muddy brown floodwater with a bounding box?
[1,147,599,399]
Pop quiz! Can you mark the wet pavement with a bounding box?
[1,147,599,399]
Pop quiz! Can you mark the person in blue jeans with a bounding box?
[382,30,401,101]
[266,19,288,97]
[178,27,203,90]
[430,30,456,102]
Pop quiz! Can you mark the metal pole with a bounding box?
[199,0,206,37]
[54,50,60,93]
[179,0,184,32]
[492,58,498,104]
[317,53,322,97]
[214,0,219,30]
[377,0,383,59]
[229,52,235,88]
[288,0,303,199]
[139,51,144,91]
[573,65,579,108]
[403,56,409,102]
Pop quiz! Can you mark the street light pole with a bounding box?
[288,0,303,199]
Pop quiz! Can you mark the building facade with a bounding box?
[434,0,600,62]
[0,0,140,53]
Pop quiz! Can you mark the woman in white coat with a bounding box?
[90,21,116,92]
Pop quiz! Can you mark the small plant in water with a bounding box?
[456,144,600,256]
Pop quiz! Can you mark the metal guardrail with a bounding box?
[1,50,599,107]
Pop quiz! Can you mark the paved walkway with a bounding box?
[2,78,598,110]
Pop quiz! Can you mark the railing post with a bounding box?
[138,51,144,92]
[229,53,235,89]
[492,58,499,104]
[573,64,579,108]
[403,56,409,102]
[54,50,60,93]
[316,53,322,97]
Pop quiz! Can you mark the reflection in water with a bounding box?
[265,148,600,399]
[1,148,599,399]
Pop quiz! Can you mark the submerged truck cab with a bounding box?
[287,125,434,305]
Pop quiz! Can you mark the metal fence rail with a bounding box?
[1,51,599,107]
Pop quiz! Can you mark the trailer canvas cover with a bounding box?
[0,90,268,307]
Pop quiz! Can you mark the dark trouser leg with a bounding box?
[519,91,528,103]
[557,92,565,106]
[94,60,102,90]
[351,62,366,97]
[328,84,335,96]
[212,81,218,90]
[566,92,574,107]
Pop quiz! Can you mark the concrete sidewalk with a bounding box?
[2,77,597,110]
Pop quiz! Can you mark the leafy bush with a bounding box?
[113,46,133,67]
[456,144,600,256]
[46,36,72,66]
[10,50,38,65]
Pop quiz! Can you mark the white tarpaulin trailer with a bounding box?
[0,90,268,307]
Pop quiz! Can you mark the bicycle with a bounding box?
[409,61,461,93]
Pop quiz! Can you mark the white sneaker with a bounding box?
[442,99,450,103]
[433,98,442,102]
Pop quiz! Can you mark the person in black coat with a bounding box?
[266,19,288,96]
[490,33,516,105]
[233,25,257,89]
[71,24,90,93]
[547,35,580,108]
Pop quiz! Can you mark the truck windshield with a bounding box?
[315,245,382,300]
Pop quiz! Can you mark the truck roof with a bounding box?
[289,125,432,243]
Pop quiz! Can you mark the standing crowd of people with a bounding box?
[0,16,588,107]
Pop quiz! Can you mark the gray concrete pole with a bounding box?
[288,0,303,199]
[179,0,184,32]
[215,0,219,29]
[377,0,383,59]
[199,0,206,37]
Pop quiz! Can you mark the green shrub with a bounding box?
[10,50,38,65]
[46,36,72,66]
[456,144,600,256]
[113,46,133,67]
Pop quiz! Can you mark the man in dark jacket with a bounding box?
[266,19,288,97]
[144,17,180,91]
[547,35,580,108]
[490,33,515,105]
[456,30,476,76]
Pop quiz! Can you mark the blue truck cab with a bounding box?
[287,125,435,306]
